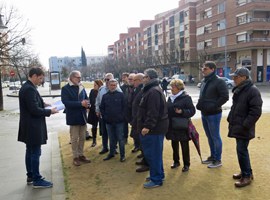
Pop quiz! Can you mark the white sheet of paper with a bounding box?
[46,100,65,111]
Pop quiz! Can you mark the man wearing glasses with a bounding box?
[196,61,229,168]
[61,71,91,166]
[95,73,122,154]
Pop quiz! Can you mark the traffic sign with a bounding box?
[10,70,15,77]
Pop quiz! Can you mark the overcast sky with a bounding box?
[5,0,180,67]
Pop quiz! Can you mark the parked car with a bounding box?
[9,81,21,90]
[1,82,8,88]
[197,76,235,89]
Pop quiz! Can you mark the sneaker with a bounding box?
[202,156,215,164]
[27,177,45,185]
[146,177,165,182]
[143,181,162,189]
[33,179,53,189]
[207,160,222,168]
[120,157,126,162]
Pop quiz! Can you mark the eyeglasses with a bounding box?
[74,76,81,79]
[104,78,110,81]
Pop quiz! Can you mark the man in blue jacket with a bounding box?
[100,79,126,162]
[18,67,58,188]
[61,71,91,166]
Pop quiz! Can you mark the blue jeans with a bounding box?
[106,122,125,158]
[25,145,42,181]
[100,118,108,151]
[141,134,164,185]
[202,113,222,161]
[236,138,252,177]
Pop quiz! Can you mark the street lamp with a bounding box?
[0,14,8,111]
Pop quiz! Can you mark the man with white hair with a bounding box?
[61,70,91,166]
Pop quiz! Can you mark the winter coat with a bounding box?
[227,80,262,140]
[18,80,51,145]
[137,79,169,135]
[100,90,125,124]
[196,72,229,115]
[87,89,99,127]
[61,83,88,125]
[166,91,196,141]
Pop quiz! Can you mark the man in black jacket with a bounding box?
[18,68,58,188]
[196,61,229,168]
[138,68,169,189]
[227,67,262,187]
[100,79,126,162]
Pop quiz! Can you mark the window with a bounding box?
[237,33,247,42]
[204,24,212,33]
[237,14,247,25]
[217,19,226,30]
[197,26,204,35]
[179,11,184,23]
[169,16,174,27]
[218,2,225,14]
[197,41,204,50]
[218,36,226,47]
[204,8,212,19]
[237,0,247,6]
[205,40,212,48]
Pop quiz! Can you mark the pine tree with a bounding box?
[81,47,87,67]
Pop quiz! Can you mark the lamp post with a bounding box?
[0,14,8,111]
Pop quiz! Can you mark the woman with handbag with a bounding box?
[87,79,103,147]
[166,79,196,172]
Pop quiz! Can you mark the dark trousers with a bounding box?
[171,140,190,167]
[236,138,252,177]
[123,121,129,140]
[99,118,108,151]
[25,145,42,181]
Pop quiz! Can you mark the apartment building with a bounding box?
[196,0,270,82]
[108,0,270,82]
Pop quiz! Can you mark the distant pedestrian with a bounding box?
[87,79,103,147]
[160,78,169,97]
[18,67,58,188]
[138,68,169,189]
[228,67,262,188]
[196,61,229,168]
[61,70,91,166]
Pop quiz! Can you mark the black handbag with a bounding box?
[171,117,190,130]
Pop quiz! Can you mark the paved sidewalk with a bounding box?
[0,85,65,200]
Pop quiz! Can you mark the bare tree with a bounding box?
[0,4,32,111]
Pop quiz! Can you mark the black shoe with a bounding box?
[136,165,150,173]
[99,149,109,154]
[137,153,143,159]
[91,142,96,147]
[131,147,140,153]
[103,155,114,161]
[135,159,145,166]
[182,166,189,172]
[120,157,126,162]
[171,162,180,169]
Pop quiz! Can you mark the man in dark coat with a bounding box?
[100,79,126,162]
[18,67,58,188]
[196,61,229,168]
[137,68,169,189]
[227,67,262,188]
[61,70,91,166]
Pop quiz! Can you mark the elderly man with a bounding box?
[228,67,262,187]
[18,67,58,188]
[61,71,91,166]
[96,73,122,154]
[137,68,169,189]
[100,79,126,162]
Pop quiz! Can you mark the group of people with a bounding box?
[17,61,262,189]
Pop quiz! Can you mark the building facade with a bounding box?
[108,0,270,83]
